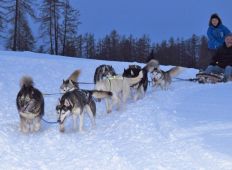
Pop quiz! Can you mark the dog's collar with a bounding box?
[67,87,76,92]
[107,75,123,80]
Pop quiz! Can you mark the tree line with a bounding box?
[0,0,211,69]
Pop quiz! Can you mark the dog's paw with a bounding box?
[33,123,41,132]
[59,126,65,133]
[79,128,85,133]
[59,129,65,133]
[21,127,29,133]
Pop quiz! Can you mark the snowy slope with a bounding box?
[0,51,232,170]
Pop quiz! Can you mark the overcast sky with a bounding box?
[70,0,232,43]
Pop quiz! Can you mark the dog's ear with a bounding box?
[70,80,76,85]
[69,79,73,85]
[64,99,69,107]
[63,79,65,83]
[57,98,61,104]
[64,99,73,107]
[131,70,134,76]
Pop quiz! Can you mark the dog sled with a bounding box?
[195,72,225,84]
[175,72,225,84]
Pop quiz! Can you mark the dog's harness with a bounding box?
[19,98,40,119]
[106,75,124,91]
[107,75,124,80]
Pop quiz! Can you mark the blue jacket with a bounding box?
[207,24,231,50]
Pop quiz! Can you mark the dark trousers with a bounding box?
[208,49,217,60]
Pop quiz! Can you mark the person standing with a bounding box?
[207,13,231,57]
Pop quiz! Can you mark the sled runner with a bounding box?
[196,72,224,84]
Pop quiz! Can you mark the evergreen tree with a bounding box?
[108,30,120,60]
[5,0,36,51]
[82,33,95,58]
[61,0,80,56]
[198,35,210,69]
[39,0,63,55]
[120,35,133,61]
[0,2,6,33]
[76,35,83,57]
[100,35,111,60]
[135,35,150,62]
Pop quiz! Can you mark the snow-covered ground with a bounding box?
[0,51,232,170]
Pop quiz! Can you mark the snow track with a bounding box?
[0,51,232,170]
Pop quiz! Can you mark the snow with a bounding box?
[0,51,232,170]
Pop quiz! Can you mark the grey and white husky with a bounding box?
[56,89,111,132]
[151,66,184,90]
[60,69,112,99]
[16,76,44,133]
[58,69,112,132]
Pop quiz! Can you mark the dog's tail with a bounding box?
[127,70,144,86]
[167,66,185,77]
[20,76,34,88]
[68,69,81,82]
[90,90,113,99]
[143,59,159,72]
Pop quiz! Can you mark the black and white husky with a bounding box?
[16,76,44,133]
[122,60,160,100]
[58,69,112,132]
[94,64,117,83]
[123,65,148,100]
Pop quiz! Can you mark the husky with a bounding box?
[144,59,160,72]
[60,69,112,98]
[56,89,111,132]
[94,64,117,83]
[16,76,44,133]
[59,69,112,131]
[122,59,160,100]
[95,70,143,113]
[151,66,183,90]
[60,69,81,92]
[123,65,148,100]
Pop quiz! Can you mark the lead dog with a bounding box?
[58,70,112,132]
[16,76,44,133]
[56,89,111,132]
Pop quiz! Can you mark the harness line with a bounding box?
[42,117,58,124]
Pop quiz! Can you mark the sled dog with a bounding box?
[94,64,117,84]
[59,69,112,132]
[144,59,160,72]
[122,59,160,100]
[151,66,183,90]
[123,65,148,100]
[56,89,111,132]
[16,76,44,133]
[60,69,112,99]
[95,70,143,113]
